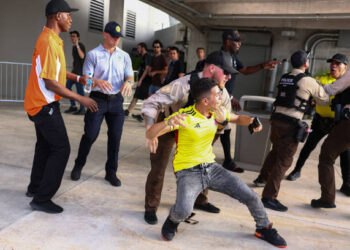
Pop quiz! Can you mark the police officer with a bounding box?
[311,64,350,208]
[287,54,350,197]
[254,50,329,212]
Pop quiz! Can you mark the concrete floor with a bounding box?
[0,102,349,250]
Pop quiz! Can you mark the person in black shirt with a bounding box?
[64,30,86,115]
[194,47,205,72]
[125,42,152,122]
[218,29,280,173]
[162,46,185,86]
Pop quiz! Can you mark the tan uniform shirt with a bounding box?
[142,72,231,125]
[324,69,350,110]
[274,68,329,120]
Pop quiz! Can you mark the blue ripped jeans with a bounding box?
[170,162,270,229]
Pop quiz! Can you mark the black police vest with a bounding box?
[273,73,310,113]
[184,72,200,108]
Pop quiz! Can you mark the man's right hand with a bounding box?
[93,78,113,94]
[79,97,98,112]
[146,137,158,154]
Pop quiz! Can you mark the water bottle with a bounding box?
[84,72,92,93]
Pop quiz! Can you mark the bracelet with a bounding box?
[164,120,169,126]
[169,125,174,131]
[76,75,80,82]
[76,46,80,49]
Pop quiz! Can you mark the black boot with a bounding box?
[161,216,179,241]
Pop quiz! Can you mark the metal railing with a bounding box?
[0,62,31,102]
[0,62,140,104]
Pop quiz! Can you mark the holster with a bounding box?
[295,120,309,142]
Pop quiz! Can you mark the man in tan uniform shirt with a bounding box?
[254,50,329,212]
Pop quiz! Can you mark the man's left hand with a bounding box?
[231,97,242,112]
[121,80,133,97]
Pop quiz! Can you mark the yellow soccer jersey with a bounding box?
[165,104,230,172]
[315,73,335,118]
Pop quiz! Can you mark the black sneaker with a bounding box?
[30,200,64,214]
[105,174,121,187]
[161,216,179,241]
[340,183,350,196]
[144,211,158,225]
[71,166,83,181]
[253,176,265,187]
[311,198,336,208]
[262,198,288,212]
[286,170,301,181]
[64,106,78,113]
[255,223,287,248]
[124,110,129,116]
[223,161,244,173]
[132,114,144,123]
[194,202,220,213]
[73,109,86,115]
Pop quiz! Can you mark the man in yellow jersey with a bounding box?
[287,54,350,196]
[146,78,287,248]
[24,0,104,214]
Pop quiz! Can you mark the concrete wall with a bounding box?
[122,0,171,52]
[0,0,111,70]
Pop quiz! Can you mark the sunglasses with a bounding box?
[153,46,160,49]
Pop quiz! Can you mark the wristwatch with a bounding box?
[218,120,229,126]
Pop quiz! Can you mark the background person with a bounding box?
[125,42,152,122]
[64,30,86,115]
[162,46,185,86]
[148,40,168,95]
[194,47,205,72]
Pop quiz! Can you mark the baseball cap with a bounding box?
[327,53,348,65]
[291,50,310,68]
[45,0,78,16]
[205,50,238,74]
[222,29,241,42]
[104,21,123,38]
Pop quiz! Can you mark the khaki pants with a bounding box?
[145,113,208,212]
[318,119,350,203]
[260,119,299,199]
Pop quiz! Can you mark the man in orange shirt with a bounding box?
[24,0,102,214]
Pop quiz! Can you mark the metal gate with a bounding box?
[0,62,31,102]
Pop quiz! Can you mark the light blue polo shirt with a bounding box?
[83,44,133,94]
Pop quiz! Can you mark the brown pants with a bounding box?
[260,119,299,199]
[145,113,208,212]
[318,119,350,203]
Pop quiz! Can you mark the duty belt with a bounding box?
[90,91,121,101]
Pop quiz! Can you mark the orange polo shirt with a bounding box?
[24,26,67,116]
